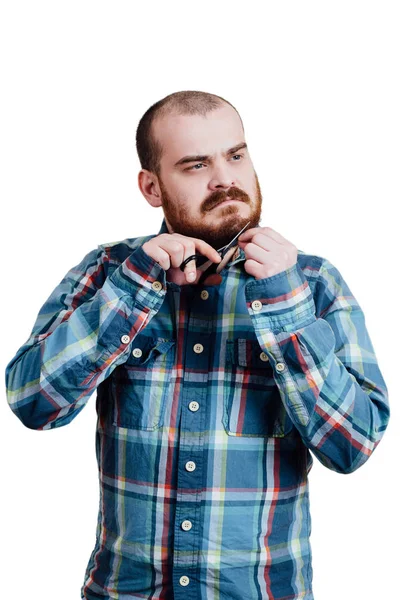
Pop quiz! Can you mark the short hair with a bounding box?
[135,90,244,177]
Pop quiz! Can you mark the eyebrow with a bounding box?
[174,142,248,167]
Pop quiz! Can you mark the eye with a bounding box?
[184,162,206,171]
[186,154,244,171]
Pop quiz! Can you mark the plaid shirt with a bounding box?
[5,218,390,600]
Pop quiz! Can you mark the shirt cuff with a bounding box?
[109,245,167,311]
[245,261,316,333]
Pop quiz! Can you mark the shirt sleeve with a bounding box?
[245,256,390,474]
[5,244,167,430]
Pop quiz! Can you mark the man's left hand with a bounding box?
[238,226,298,280]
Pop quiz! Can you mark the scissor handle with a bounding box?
[178,221,250,275]
[179,254,209,272]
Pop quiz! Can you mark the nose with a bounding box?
[208,161,236,191]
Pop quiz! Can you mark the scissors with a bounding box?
[179,221,251,286]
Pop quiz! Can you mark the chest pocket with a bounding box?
[112,336,176,431]
[223,338,293,437]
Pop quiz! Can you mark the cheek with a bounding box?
[172,180,198,208]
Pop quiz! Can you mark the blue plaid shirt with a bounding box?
[5,218,390,599]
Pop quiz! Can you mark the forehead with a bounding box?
[153,104,244,165]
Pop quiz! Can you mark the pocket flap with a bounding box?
[226,338,271,368]
[128,337,176,366]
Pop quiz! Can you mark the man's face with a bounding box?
[151,103,263,249]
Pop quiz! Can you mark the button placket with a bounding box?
[172,289,210,593]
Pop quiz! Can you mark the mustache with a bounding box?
[203,187,250,211]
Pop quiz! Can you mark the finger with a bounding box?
[177,242,198,282]
[245,232,276,251]
[159,239,186,269]
[237,227,259,242]
[242,242,271,264]
[180,240,214,282]
[243,258,264,279]
[182,257,197,282]
[164,239,199,282]
[174,234,221,264]
[151,247,171,271]
[239,226,288,245]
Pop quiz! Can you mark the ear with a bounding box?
[138,169,162,208]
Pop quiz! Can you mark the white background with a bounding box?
[1,1,399,598]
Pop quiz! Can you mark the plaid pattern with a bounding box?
[5,218,390,599]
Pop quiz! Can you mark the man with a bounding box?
[5,90,390,600]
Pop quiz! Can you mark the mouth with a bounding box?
[214,198,242,208]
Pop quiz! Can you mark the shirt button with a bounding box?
[251,300,262,312]
[276,362,286,372]
[179,575,190,586]
[189,401,199,412]
[152,281,163,292]
[181,520,193,531]
[120,335,130,344]
[200,290,209,300]
[193,343,204,354]
[260,352,269,362]
[132,348,143,358]
[185,461,196,472]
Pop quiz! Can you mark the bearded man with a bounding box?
[6,90,390,600]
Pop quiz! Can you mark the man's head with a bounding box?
[136,90,262,249]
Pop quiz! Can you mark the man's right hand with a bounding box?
[142,233,221,286]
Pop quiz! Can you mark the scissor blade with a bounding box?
[218,221,251,255]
